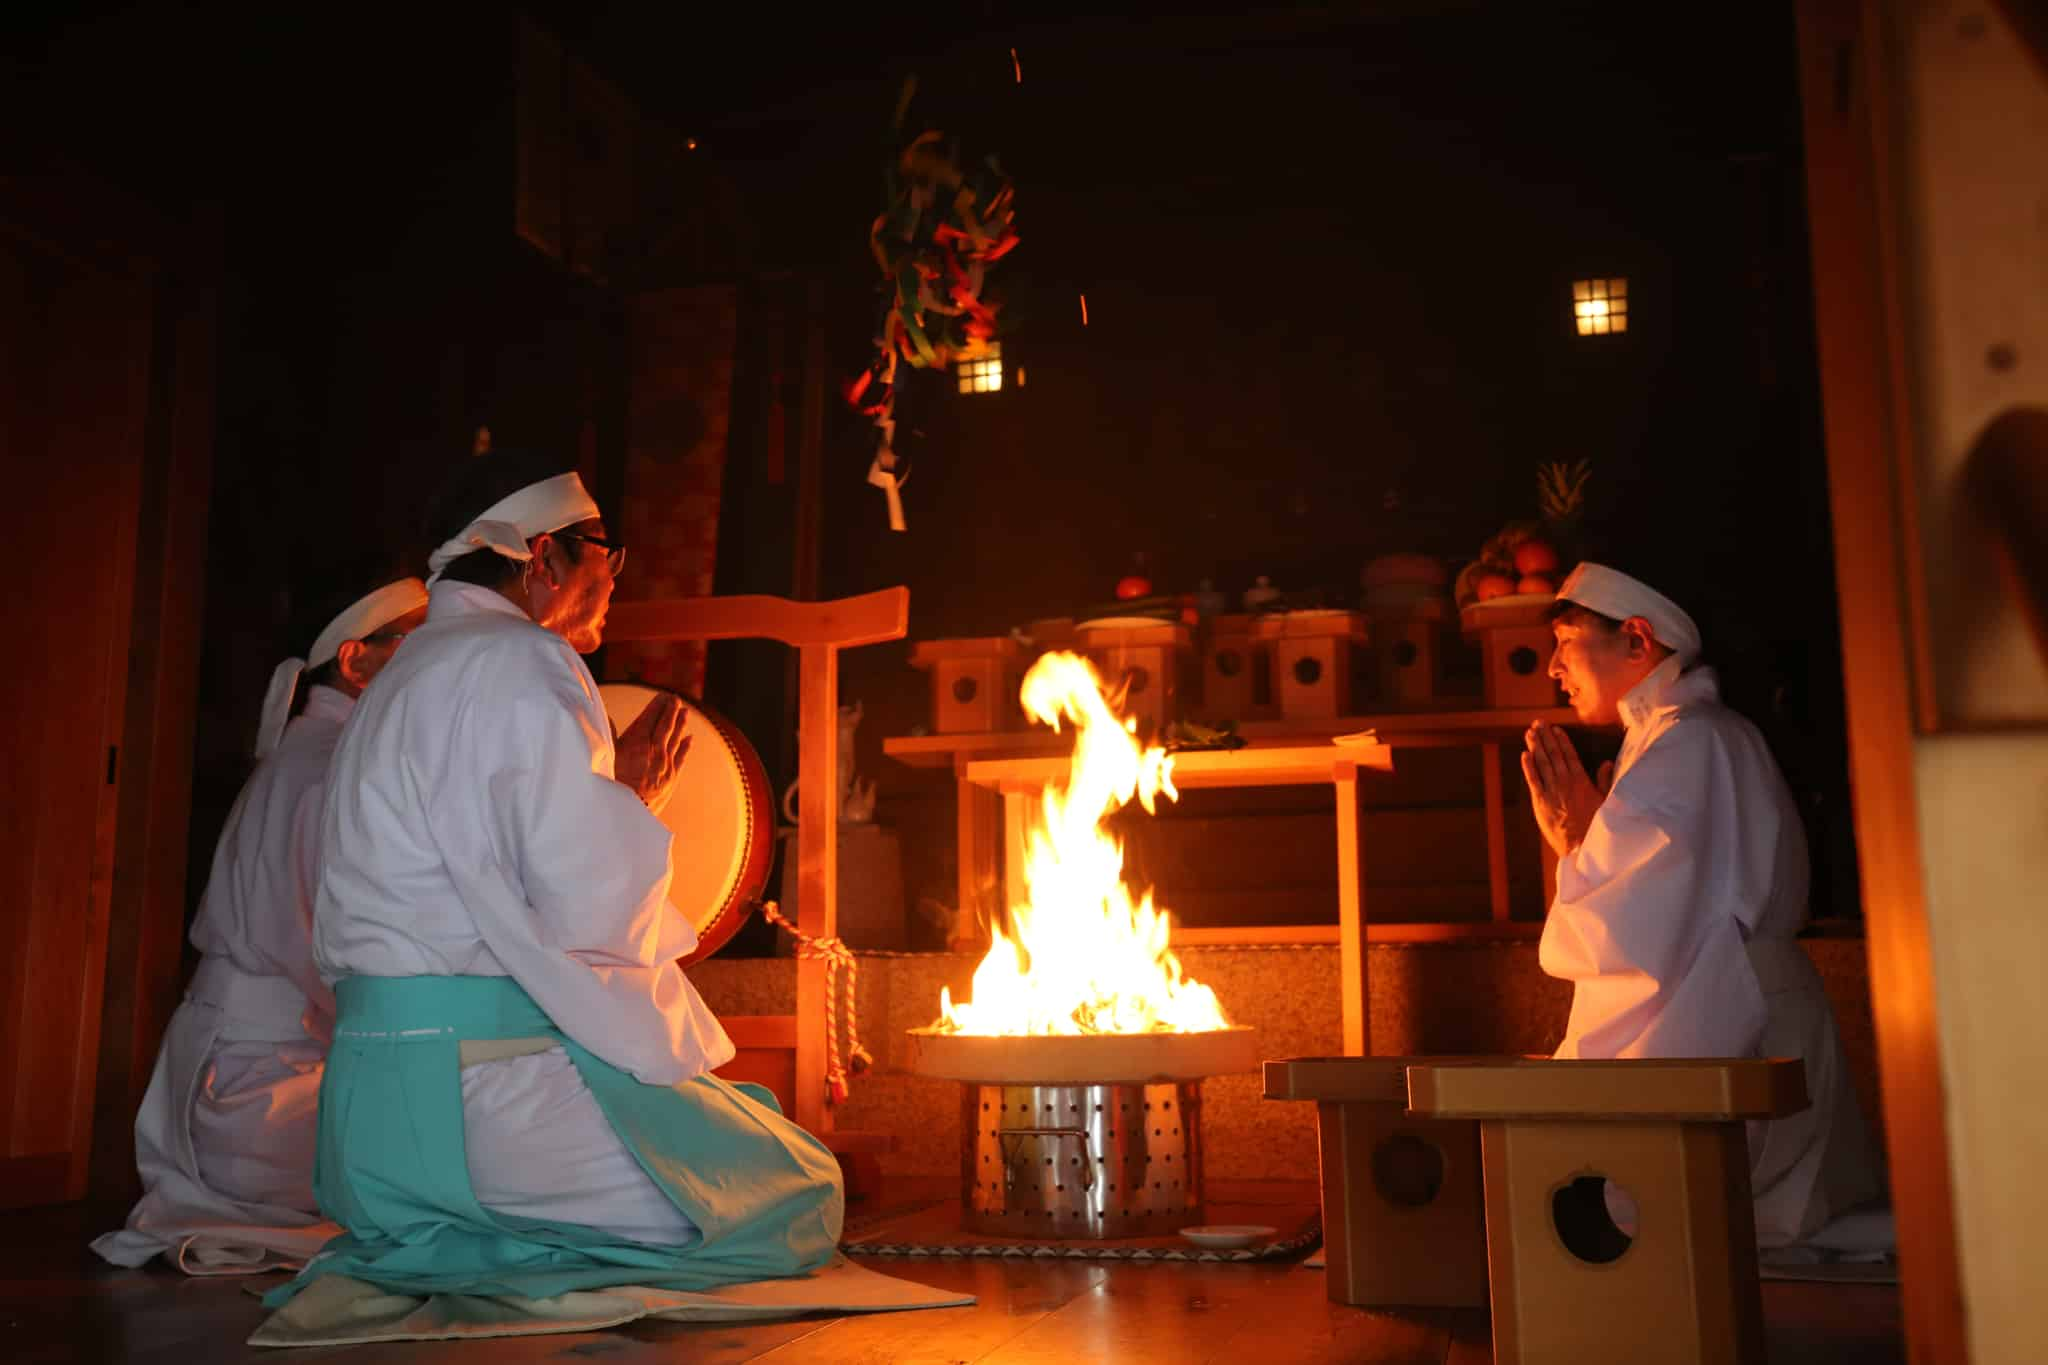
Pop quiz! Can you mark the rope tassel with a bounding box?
[760,901,873,1107]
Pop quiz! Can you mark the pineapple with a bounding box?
[1537,458,1592,532]
[1455,461,1592,607]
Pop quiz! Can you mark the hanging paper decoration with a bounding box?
[846,76,1020,531]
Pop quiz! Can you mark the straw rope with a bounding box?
[760,901,874,1106]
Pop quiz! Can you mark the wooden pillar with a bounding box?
[794,641,838,1135]
[1335,759,1368,1055]
[953,757,1001,941]
[1482,741,1511,922]
[1002,784,1031,928]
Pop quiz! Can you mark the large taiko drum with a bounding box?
[598,683,773,968]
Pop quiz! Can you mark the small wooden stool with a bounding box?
[1406,1058,1810,1365]
[1263,1057,1489,1308]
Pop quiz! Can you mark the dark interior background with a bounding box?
[2,1,1860,939]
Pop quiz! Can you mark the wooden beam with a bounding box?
[882,707,1579,771]
[793,641,838,1135]
[605,587,907,649]
[720,1014,800,1050]
[1173,922,1546,947]
[963,743,1393,793]
[1794,2,1968,1359]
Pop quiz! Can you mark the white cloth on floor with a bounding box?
[93,688,356,1272]
[1539,655,1888,1250]
[459,1047,699,1246]
[313,580,734,1234]
[248,1257,976,1348]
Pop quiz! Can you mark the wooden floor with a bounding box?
[2,1202,1907,1364]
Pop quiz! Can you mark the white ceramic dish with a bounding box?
[1177,1224,1279,1250]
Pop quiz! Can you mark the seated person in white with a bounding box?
[267,452,839,1306]
[93,574,427,1273]
[1520,562,1889,1255]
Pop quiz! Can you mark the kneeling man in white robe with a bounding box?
[269,452,841,1309]
[1520,562,1888,1254]
[93,574,428,1272]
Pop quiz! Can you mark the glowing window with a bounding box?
[1572,278,1629,336]
[956,342,1004,394]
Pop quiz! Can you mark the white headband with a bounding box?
[1556,562,1702,665]
[424,471,601,586]
[255,577,428,758]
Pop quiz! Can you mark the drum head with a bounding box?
[598,683,773,968]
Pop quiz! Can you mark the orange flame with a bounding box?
[937,651,1229,1035]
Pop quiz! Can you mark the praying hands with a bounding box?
[1520,719,1613,858]
[615,692,692,816]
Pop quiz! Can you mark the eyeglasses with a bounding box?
[553,531,627,577]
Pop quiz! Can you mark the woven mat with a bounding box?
[843,1195,1322,1263]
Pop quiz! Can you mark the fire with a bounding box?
[937,651,1230,1035]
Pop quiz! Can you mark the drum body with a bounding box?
[597,683,773,967]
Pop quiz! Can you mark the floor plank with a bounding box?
[1205,1267,1457,1365]
[976,1258,1335,1365]
[1760,1280,1905,1365]
[751,1259,1105,1365]
[1,1203,1908,1364]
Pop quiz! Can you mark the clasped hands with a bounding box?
[615,693,692,815]
[1520,719,1614,859]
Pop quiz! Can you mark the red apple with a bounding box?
[1475,572,1518,601]
[1513,539,1561,577]
[1518,573,1557,596]
[1115,575,1152,600]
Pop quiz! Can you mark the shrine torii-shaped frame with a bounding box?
[603,585,908,1150]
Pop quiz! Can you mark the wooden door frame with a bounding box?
[1792,3,1967,1360]
[0,156,217,1207]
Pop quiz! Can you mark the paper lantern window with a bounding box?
[1572,278,1629,336]
[956,342,1004,394]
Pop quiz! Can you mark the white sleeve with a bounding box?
[1539,730,1767,1060]
[284,779,338,1043]
[429,638,733,1083]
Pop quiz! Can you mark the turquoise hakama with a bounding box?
[266,975,842,1307]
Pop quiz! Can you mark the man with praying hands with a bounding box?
[1522,562,1889,1256]
[267,449,841,1313]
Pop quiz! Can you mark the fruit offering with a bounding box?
[1453,460,1590,608]
[1455,522,1559,606]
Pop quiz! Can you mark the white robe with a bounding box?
[93,687,351,1273]
[1539,656,1888,1250]
[314,582,734,1243]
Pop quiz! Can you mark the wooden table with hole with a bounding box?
[886,707,1575,1056]
[913,716,1548,1055]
